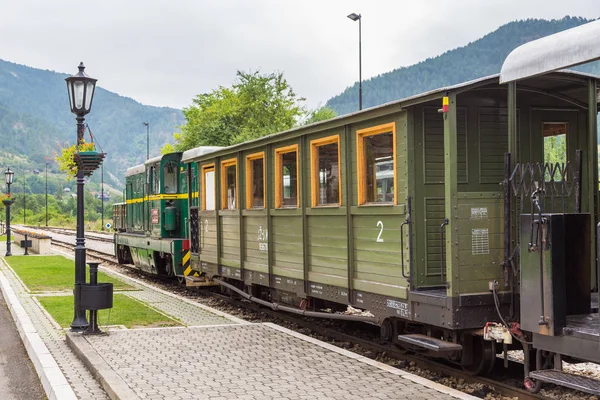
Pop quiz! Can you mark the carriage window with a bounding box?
[246,153,265,209]
[221,159,237,210]
[543,122,567,182]
[357,123,396,205]
[202,164,215,211]
[275,145,299,208]
[163,161,178,194]
[311,136,341,207]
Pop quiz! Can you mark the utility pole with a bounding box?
[143,122,149,160]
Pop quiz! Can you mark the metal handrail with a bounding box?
[400,218,409,279]
[440,218,449,285]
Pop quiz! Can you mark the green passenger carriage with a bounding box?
[111,20,600,394]
[182,66,599,379]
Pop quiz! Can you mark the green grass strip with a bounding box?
[37,294,180,328]
[6,255,133,292]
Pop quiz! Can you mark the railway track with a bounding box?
[49,232,547,400]
[22,225,114,244]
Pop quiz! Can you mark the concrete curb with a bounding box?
[264,322,480,400]
[66,332,140,400]
[0,265,77,400]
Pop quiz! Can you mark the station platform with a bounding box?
[0,238,478,400]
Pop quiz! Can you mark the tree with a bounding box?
[166,70,306,151]
[303,106,337,125]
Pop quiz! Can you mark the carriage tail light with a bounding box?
[182,240,190,250]
[442,96,449,113]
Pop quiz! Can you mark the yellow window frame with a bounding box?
[310,135,342,207]
[356,122,396,205]
[245,152,266,209]
[201,163,215,211]
[274,144,300,208]
[220,158,238,210]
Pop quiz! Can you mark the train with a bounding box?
[114,20,600,395]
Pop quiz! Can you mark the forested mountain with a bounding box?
[326,16,599,115]
[0,16,597,195]
[0,58,184,190]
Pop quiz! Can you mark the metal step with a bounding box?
[396,334,462,353]
[529,369,600,395]
[184,276,219,287]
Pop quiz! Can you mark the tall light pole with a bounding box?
[143,122,149,160]
[66,62,97,332]
[4,168,14,256]
[45,163,49,226]
[347,12,362,110]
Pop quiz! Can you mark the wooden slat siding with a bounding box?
[479,108,508,183]
[219,215,240,262]
[425,197,445,277]
[424,107,467,184]
[272,216,304,274]
[199,212,218,263]
[307,215,348,280]
[352,215,407,283]
[456,195,505,293]
[243,216,268,269]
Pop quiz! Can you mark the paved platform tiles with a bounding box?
[69,323,477,400]
[0,241,478,400]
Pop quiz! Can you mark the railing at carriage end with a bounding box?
[506,149,582,215]
[502,150,583,287]
[190,207,199,253]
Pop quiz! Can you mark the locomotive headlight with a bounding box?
[65,62,97,116]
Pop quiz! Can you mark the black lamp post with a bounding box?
[143,122,149,160]
[347,12,362,111]
[4,168,14,256]
[66,62,97,332]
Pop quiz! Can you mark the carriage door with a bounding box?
[532,109,580,213]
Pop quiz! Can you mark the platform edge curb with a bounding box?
[66,331,141,400]
[0,266,77,400]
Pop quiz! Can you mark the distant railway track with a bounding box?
[50,237,118,264]
[49,228,544,400]
[24,225,114,244]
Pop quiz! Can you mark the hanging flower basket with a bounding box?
[75,151,106,177]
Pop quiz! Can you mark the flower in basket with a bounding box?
[55,139,97,180]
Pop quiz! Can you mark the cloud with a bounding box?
[0,0,597,109]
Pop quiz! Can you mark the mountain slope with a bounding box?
[326,16,599,115]
[0,58,185,187]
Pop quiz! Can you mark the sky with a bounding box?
[0,0,598,110]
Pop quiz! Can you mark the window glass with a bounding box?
[153,166,160,195]
[282,151,297,207]
[203,166,215,211]
[316,142,339,205]
[543,122,567,182]
[249,157,264,208]
[163,161,178,194]
[223,163,236,209]
[365,132,393,203]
